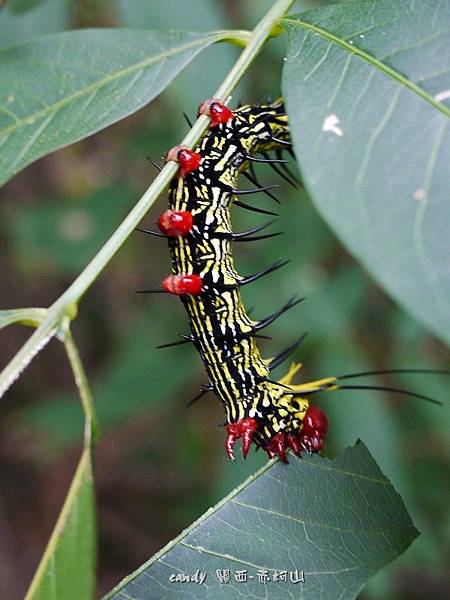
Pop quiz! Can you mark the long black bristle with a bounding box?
[235,232,283,243]
[234,200,278,217]
[270,136,292,147]
[263,378,298,392]
[146,157,163,172]
[187,388,210,407]
[338,368,450,380]
[234,184,280,196]
[242,171,280,203]
[136,227,165,238]
[248,162,258,181]
[263,152,298,188]
[254,296,304,331]
[240,259,289,286]
[157,337,193,349]
[135,288,166,294]
[337,385,443,406]
[245,153,290,164]
[275,149,300,184]
[183,112,193,128]
[269,332,308,371]
[230,220,275,240]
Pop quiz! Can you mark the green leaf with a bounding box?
[6,0,49,14]
[7,185,134,274]
[0,28,229,187]
[0,307,47,328]
[282,0,450,346]
[103,442,417,600]
[23,327,97,600]
[0,0,69,50]
[24,449,96,600]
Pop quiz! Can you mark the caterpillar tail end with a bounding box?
[225,418,258,461]
[224,404,329,463]
[262,405,328,462]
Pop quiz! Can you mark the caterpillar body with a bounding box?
[153,98,332,462]
[143,98,444,462]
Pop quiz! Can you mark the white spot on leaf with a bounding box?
[322,114,344,137]
[413,188,426,202]
[434,89,450,103]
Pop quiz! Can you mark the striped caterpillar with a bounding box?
[140,98,443,462]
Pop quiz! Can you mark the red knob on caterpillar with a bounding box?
[162,274,203,295]
[198,98,234,127]
[157,210,193,237]
[299,405,328,452]
[166,145,201,177]
[225,417,258,461]
[265,432,288,463]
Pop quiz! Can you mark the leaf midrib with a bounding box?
[282,17,450,119]
[0,33,223,139]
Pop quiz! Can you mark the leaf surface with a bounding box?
[0,28,227,186]
[25,450,95,600]
[104,442,417,600]
[282,0,450,345]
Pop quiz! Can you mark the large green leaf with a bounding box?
[104,442,417,600]
[282,0,450,346]
[0,28,229,187]
[24,449,95,600]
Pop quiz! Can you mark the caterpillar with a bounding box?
[140,98,444,462]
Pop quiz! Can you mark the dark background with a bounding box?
[0,1,448,599]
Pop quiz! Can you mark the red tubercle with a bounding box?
[286,433,301,457]
[198,98,234,128]
[166,145,201,177]
[299,405,328,453]
[162,274,203,296]
[263,406,328,462]
[225,417,258,461]
[265,432,288,463]
[157,210,193,237]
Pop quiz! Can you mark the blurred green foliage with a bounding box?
[0,1,448,599]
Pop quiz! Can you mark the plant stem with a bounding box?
[0,0,295,400]
[63,325,98,444]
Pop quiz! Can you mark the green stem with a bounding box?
[63,324,98,444]
[0,0,295,400]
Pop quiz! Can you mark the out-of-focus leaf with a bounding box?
[8,186,134,274]
[6,0,49,14]
[0,307,47,328]
[117,0,225,31]
[22,316,199,444]
[24,449,95,600]
[0,0,69,49]
[0,28,230,187]
[116,0,241,112]
[104,442,417,600]
[282,0,450,346]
